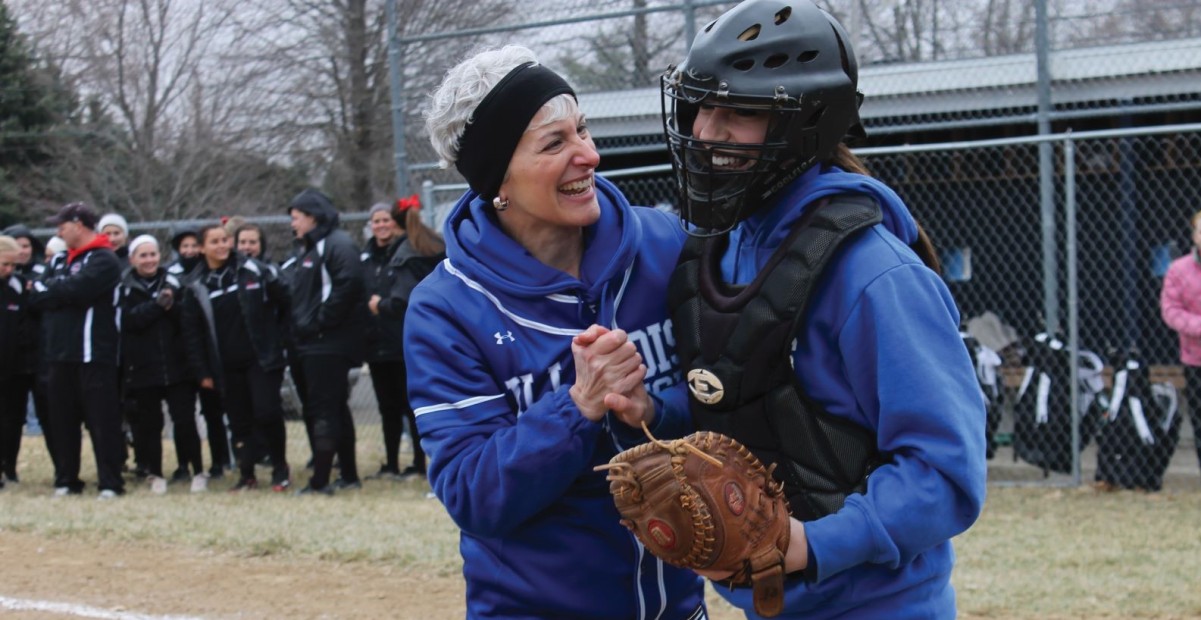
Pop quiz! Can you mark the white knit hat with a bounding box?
[45,236,67,255]
[97,213,129,235]
[128,234,159,257]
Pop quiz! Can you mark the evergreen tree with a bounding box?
[0,0,74,226]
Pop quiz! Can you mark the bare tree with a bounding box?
[977,0,1036,55]
[241,0,516,211]
[556,0,733,93]
[10,0,297,221]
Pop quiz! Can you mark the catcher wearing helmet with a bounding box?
[606,0,988,618]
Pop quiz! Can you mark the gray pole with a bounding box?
[849,1,863,58]
[386,0,409,196]
[1065,135,1080,485]
[682,0,696,49]
[1036,0,1058,334]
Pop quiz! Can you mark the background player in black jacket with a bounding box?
[0,236,31,489]
[29,203,125,499]
[364,203,442,480]
[122,235,208,494]
[182,225,292,492]
[287,189,364,494]
[0,226,51,480]
[360,203,407,480]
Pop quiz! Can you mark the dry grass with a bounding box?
[3,428,1201,618]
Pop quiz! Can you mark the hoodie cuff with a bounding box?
[801,497,881,582]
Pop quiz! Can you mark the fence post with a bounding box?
[1036,0,1059,336]
[386,0,409,197]
[682,0,696,48]
[1065,134,1082,485]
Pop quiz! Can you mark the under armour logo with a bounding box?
[494,331,516,345]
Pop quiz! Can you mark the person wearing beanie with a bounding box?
[98,213,130,261]
[121,234,208,494]
[29,202,126,499]
[167,229,203,276]
[45,236,67,260]
[287,188,364,495]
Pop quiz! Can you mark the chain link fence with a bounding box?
[411,125,1201,490]
[864,125,1201,489]
[24,127,1201,492]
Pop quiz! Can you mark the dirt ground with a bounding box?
[1,531,468,619]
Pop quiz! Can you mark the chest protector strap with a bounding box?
[668,195,884,521]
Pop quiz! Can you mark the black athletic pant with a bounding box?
[198,385,231,475]
[1183,367,1201,474]
[223,364,287,482]
[2,372,55,477]
[47,362,125,493]
[130,382,202,478]
[0,375,28,479]
[368,360,425,473]
[301,354,358,489]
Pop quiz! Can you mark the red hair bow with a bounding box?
[396,194,421,211]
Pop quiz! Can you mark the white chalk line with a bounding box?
[0,595,205,620]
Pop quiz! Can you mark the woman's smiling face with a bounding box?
[691,103,771,170]
[496,95,602,236]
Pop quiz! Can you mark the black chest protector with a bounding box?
[668,195,885,521]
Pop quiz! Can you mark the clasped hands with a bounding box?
[569,325,654,429]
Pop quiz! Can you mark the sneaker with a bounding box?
[365,466,402,481]
[97,489,121,501]
[190,474,209,493]
[332,478,362,491]
[271,466,291,493]
[208,466,226,480]
[171,468,191,484]
[149,476,168,495]
[295,484,334,496]
[399,465,426,480]
[229,478,258,492]
[54,486,82,497]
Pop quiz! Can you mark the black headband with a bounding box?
[455,62,576,201]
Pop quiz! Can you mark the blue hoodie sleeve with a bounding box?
[802,261,987,582]
[404,285,606,538]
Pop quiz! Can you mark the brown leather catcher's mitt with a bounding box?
[597,430,791,618]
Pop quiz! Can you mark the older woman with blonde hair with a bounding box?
[404,45,704,619]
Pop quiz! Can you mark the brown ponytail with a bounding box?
[831,144,941,274]
[404,209,446,257]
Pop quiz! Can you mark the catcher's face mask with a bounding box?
[660,0,866,237]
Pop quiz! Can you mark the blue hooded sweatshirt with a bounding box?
[403,175,705,620]
[709,164,988,619]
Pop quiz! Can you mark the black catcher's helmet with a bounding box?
[662,0,865,234]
